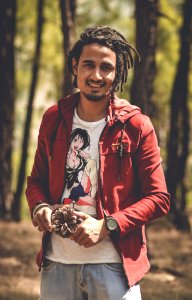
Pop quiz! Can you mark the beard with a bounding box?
[82,92,107,102]
[82,86,113,102]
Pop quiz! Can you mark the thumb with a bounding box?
[74,210,89,220]
[32,219,38,227]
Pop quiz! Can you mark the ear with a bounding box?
[72,58,78,75]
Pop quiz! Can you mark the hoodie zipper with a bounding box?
[98,123,108,218]
[117,122,127,182]
[58,101,72,204]
[49,103,72,203]
[40,110,71,269]
[98,117,131,287]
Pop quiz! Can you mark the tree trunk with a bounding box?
[131,0,159,117]
[12,0,45,221]
[60,0,76,97]
[0,0,16,220]
[166,0,192,231]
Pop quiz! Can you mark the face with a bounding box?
[72,43,116,102]
[71,135,84,151]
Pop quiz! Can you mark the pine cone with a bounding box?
[51,206,81,238]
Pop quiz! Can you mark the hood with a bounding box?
[106,94,141,126]
[58,92,141,126]
[58,92,79,118]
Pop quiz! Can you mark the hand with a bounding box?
[32,204,63,232]
[69,211,110,248]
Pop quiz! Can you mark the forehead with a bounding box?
[79,43,116,64]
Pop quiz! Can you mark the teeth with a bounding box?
[88,82,103,88]
[90,84,100,88]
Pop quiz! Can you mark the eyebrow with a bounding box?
[82,60,94,64]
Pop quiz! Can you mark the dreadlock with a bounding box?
[68,25,139,92]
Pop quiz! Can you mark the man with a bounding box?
[26,25,170,300]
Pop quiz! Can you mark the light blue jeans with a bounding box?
[40,259,142,300]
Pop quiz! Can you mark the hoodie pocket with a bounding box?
[100,139,135,182]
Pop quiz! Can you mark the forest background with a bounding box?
[0,0,192,299]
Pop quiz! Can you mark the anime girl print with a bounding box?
[62,128,97,215]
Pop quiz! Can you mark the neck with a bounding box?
[77,94,110,122]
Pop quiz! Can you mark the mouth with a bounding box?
[87,81,105,89]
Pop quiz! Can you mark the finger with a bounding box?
[32,219,38,227]
[34,213,47,231]
[73,211,89,220]
[38,226,43,232]
[72,227,94,245]
[73,232,87,244]
[83,241,93,248]
[78,236,91,246]
[33,207,52,232]
[70,227,82,241]
[75,235,94,248]
[41,209,52,232]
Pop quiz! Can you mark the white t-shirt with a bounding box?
[45,109,121,264]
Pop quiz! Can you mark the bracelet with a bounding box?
[32,202,50,219]
[32,201,43,216]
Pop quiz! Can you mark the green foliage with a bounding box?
[187,191,192,207]
[155,0,182,109]
[40,0,63,100]
[16,0,64,101]
[16,0,37,98]
[76,0,135,43]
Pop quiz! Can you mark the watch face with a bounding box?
[107,218,118,231]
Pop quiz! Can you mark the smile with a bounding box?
[87,81,105,88]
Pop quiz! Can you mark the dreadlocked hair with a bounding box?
[68,25,140,92]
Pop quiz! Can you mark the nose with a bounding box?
[91,67,102,81]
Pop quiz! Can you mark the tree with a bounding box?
[60,0,76,97]
[131,0,159,118]
[166,0,192,231]
[12,0,45,221]
[0,0,16,220]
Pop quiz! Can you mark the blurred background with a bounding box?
[0,0,192,299]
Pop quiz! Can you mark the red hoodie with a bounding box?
[26,92,170,287]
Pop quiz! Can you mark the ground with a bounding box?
[0,216,192,300]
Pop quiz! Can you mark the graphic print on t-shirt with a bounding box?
[62,128,97,216]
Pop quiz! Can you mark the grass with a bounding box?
[0,292,38,300]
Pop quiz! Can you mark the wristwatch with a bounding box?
[105,216,119,232]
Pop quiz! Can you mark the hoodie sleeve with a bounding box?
[111,116,170,237]
[25,113,50,217]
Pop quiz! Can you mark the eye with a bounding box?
[101,64,113,72]
[83,62,94,68]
